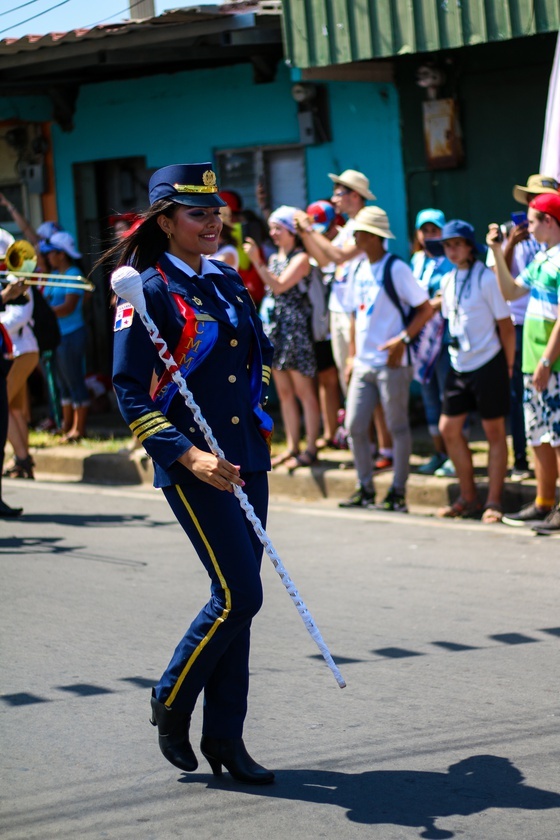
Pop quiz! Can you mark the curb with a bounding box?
[30,445,537,512]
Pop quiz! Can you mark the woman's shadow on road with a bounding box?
[195,754,560,839]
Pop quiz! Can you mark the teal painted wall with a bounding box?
[304,80,407,251]
[0,61,407,253]
[0,95,51,122]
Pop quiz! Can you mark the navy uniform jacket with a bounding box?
[112,254,273,488]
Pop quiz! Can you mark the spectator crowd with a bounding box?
[1,167,560,535]
[240,167,560,535]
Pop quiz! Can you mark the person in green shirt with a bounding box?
[488,192,560,534]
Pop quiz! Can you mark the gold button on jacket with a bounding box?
[231,416,240,425]
[228,375,237,383]
[230,339,238,347]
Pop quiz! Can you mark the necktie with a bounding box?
[192,274,227,315]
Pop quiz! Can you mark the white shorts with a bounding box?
[523,372,560,448]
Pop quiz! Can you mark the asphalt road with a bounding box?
[1,480,559,840]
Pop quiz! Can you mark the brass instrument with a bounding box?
[0,240,95,291]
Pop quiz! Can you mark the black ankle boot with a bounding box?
[150,690,198,772]
[200,736,274,784]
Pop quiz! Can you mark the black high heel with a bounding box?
[0,500,23,518]
[150,690,198,772]
[200,736,275,784]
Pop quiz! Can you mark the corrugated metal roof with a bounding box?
[281,0,560,69]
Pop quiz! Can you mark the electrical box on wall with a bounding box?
[293,83,331,146]
[19,163,45,194]
[298,111,317,145]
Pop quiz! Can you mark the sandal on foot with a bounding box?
[315,438,336,451]
[271,450,299,469]
[3,455,34,479]
[482,504,503,524]
[286,450,318,472]
[437,498,482,519]
[61,432,83,444]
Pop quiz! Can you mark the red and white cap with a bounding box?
[306,200,336,234]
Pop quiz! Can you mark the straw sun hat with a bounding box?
[353,206,395,239]
[328,169,376,201]
[513,174,559,205]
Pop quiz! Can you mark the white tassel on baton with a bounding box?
[112,266,346,689]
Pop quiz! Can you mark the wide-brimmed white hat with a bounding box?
[328,169,376,201]
[353,206,395,239]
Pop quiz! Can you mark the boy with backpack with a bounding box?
[339,206,433,511]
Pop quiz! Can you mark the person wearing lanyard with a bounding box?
[410,209,454,476]
[429,221,515,523]
[110,163,275,784]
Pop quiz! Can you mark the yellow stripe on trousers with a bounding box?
[165,485,232,708]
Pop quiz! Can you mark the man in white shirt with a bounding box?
[338,207,432,511]
[295,170,394,468]
[294,168,375,394]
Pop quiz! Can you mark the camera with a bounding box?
[511,211,528,227]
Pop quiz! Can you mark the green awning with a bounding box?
[281,0,560,69]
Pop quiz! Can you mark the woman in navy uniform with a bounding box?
[110,163,275,784]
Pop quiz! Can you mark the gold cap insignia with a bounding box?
[202,170,217,187]
[174,172,218,194]
[193,297,202,306]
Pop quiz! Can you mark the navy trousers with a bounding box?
[156,471,268,739]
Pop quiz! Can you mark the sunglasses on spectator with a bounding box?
[332,188,351,197]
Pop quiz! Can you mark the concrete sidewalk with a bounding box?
[27,413,538,513]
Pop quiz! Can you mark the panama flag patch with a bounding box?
[114,303,134,331]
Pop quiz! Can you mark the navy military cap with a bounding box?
[148,163,227,208]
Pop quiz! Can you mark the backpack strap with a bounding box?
[382,254,412,364]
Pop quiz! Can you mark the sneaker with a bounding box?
[373,489,408,513]
[339,486,375,508]
[434,458,456,478]
[417,453,447,475]
[374,455,393,471]
[531,506,560,535]
[502,502,553,528]
[509,467,532,482]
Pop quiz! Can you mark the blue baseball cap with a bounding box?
[425,219,485,257]
[415,208,446,230]
[148,163,226,208]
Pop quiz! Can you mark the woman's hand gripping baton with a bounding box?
[111,266,346,688]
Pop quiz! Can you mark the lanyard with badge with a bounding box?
[448,264,474,352]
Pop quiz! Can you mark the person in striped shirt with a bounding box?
[488,193,560,534]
